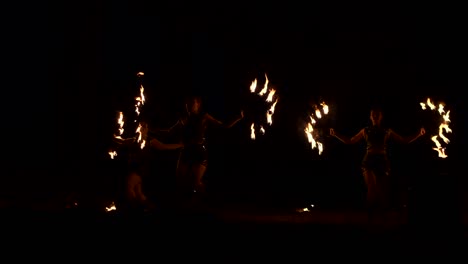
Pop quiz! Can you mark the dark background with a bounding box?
[8,1,466,210]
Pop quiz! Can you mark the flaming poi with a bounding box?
[304,100,330,155]
[108,72,148,159]
[420,97,452,158]
[108,111,125,159]
[249,73,279,140]
[134,72,146,149]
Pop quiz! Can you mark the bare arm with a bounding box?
[206,111,244,129]
[330,128,365,144]
[113,136,135,145]
[389,127,426,144]
[149,138,184,150]
[150,120,181,133]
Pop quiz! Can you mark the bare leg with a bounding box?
[135,178,147,203]
[363,170,378,210]
[193,164,207,194]
[127,172,140,202]
[363,170,380,227]
[189,164,208,208]
[175,161,190,207]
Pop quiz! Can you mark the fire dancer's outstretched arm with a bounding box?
[151,120,181,133]
[149,138,183,150]
[205,110,244,129]
[388,127,426,144]
[113,136,136,145]
[330,128,365,144]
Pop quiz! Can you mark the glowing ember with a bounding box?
[105,201,117,212]
[420,97,452,158]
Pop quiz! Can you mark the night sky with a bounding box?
[15,1,466,206]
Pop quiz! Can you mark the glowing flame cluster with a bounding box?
[108,72,147,159]
[249,73,279,140]
[134,72,146,149]
[304,101,329,155]
[420,97,452,158]
[108,111,125,159]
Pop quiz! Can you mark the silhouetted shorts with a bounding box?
[361,153,390,176]
[179,144,208,166]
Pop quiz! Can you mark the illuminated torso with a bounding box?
[364,126,390,154]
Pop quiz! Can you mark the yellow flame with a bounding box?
[105,201,117,212]
[420,102,426,110]
[315,108,322,119]
[250,123,256,140]
[118,112,124,135]
[305,122,316,149]
[137,72,144,76]
[438,103,445,115]
[250,78,257,93]
[108,150,117,159]
[140,85,145,105]
[426,98,436,110]
[442,110,450,123]
[258,74,269,96]
[266,88,276,102]
[136,124,142,142]
[266,99,278,125]
[310,116,316,124]
[438,123,451,144]
[317,142,323,155]
[140,140,146,149]
[260,125,265,134]
[321,102,329,115]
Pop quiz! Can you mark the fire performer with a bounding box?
[114,117,184,211]
[329,106,426,221]
[155,95,244,209]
